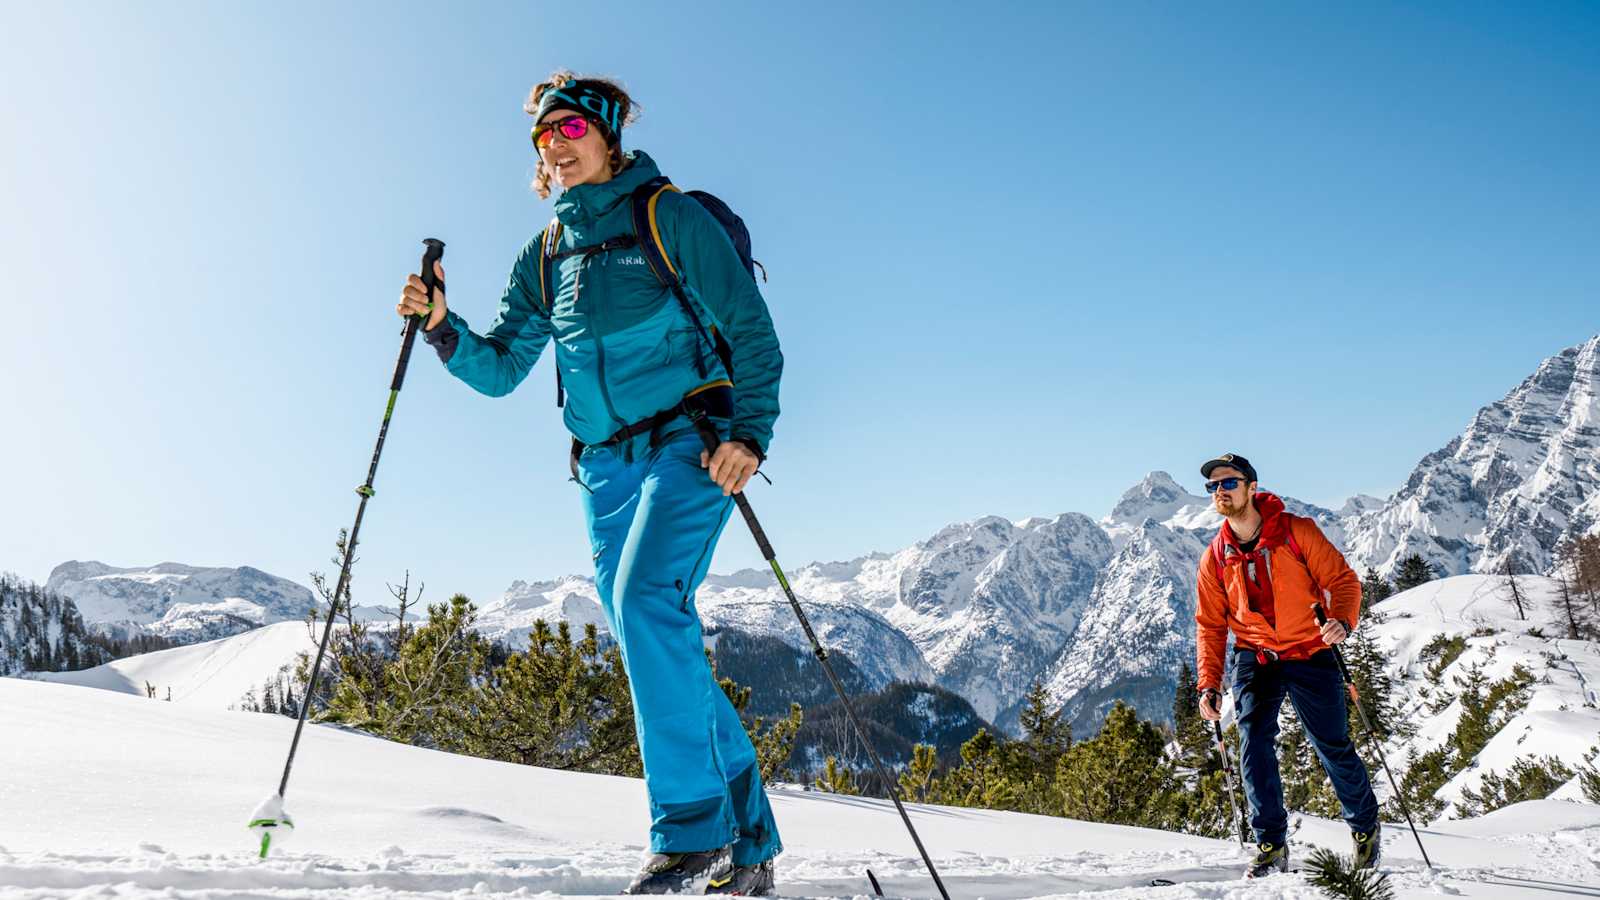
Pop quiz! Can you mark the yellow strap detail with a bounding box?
[538,219,560,311]
[685,379,733,398]
[646,184,682,280]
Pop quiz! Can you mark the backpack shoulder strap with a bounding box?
[1209,533,1228,586]
[536,218,562,314]
[538,218,564,406]
[629,177,681,288]
[1282,515,1326,601]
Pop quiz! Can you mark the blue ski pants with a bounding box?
[577,422,782,865]
[1232,647,1380,844]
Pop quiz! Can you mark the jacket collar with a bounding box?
[1221,491,1290,556]
[553,150,662,228]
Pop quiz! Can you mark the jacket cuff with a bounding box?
[731,436,766,463]
[422,313,460,364]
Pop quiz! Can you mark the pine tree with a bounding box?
[1054,702,1178,828]
[1305,847,1396,900]
[454,619,641,775]
[323,593,486,746]
[898,743,940,803]
[1171,662,1213,772]
[1004,681,1072,815]
[1396,745,1449,822]
[1391,555,1437,593]
[1456,755,1575,816]
[751,703,804,784]
[1360,568,1393,610]
[1578,745,1600,805]
[930,728,1014,810]
[815,756,861,795]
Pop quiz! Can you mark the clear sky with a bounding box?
[3,2,1597,610]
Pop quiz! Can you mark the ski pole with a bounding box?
[1211,717,1250,847]
[1312,604,1434,871]
[248,239,445,860]
[687,410,951,900]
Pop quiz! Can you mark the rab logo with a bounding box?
[547,83,622,134]
[614,255,646,266]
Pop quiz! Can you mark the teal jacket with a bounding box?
[424,151,782,453]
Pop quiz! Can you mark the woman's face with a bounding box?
[537,110,613,191]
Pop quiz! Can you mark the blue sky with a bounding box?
[3,2,1597,609]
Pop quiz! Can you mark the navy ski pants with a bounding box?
[1231,647,1380,844]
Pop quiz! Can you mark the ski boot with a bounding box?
[704,858,775,896]
[1352,822,1382,870]
[1244,841,1289,878]
[624,849,731,895]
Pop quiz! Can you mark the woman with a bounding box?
[396,72,784,896]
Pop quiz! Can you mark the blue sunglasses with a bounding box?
[1205,477,1246,494]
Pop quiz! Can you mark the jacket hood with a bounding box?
[1222,491,1290,552]
[553,150,662,227]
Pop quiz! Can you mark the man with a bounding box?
[1193,453,1382,877]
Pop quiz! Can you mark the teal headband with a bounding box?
[535,80,624,144]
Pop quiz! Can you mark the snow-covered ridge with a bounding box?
[1365,575,1600,813]
[30,620,318,707]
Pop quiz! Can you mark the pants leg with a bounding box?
[1233,649,1290,844]
[1285,652,1380,834]
[579,426,782,860]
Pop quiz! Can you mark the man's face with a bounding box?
[1207,466,1254,516]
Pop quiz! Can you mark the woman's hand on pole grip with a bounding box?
[397,261,448,331]
[702,441,759,496]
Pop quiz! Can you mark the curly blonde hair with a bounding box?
[527,70,641,199]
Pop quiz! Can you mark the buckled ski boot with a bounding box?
[1352,822,1382,870]
[624,848,732,895]
[704,858,775,896]
[1244,841,1289,878]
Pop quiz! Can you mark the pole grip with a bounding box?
[392,238,446,392]
[1312,602,1357,684]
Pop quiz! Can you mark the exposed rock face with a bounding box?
[1343,335,1600,578]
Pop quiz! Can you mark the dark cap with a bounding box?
[1201,453,1257,484]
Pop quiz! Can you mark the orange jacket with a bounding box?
[1194,496,1361,692]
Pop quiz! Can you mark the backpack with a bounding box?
[535,176,762,407]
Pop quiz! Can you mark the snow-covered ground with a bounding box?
[1366,575,1600,810]
[2,677,1598,898]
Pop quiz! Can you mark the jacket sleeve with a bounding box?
[1297,519,1363,631]
[424,239,551,398]
[1195,552,1230,692]
[661,194,783,455]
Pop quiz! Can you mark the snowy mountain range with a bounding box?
[29,335,1600,742]
[1342,334,1600,578]
[44,561,316,643]
[472,335,1600,736]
